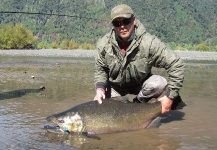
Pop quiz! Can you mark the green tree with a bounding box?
[0,24,37,49]
[195,43,210,51]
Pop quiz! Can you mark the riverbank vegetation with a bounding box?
[0,0,216,51]
[0,23,216,51]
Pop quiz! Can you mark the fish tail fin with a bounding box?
[171,95,187,110]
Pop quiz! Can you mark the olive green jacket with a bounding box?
[94,19,185,99]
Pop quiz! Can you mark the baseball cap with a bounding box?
[111,4,133,22]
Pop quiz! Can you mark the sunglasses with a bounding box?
[112,17,133,27]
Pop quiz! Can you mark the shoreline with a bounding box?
[0,49,217,60]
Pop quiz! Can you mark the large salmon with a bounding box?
[45,96,186,135]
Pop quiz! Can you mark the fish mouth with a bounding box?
[46,112,84,134]
[44,125,68,134]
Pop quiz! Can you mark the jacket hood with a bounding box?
[134,19,147,40]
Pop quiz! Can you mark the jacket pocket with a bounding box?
[125,59,151,84]
[133,60,151,81]
[109,62,122,80]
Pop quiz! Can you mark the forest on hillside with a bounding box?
[0,0,216,49]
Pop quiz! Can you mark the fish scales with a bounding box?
[46,98,162,134]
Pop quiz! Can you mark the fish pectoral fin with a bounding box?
[146,116,161,128]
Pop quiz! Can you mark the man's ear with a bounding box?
[133,17,136,25]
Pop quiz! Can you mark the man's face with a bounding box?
[112,16,136,42]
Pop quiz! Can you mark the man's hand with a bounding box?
[94,88,105,104]
[158,95,173,114]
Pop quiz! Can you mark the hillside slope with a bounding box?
[0,0,216,45]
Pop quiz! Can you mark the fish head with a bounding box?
[49,112,84,134]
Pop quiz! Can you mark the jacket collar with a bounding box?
[115,29,135,43]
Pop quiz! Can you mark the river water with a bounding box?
[0,56,216,150]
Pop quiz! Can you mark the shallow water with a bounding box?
[0,56,216,150]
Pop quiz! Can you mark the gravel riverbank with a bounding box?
[0,49,217,60]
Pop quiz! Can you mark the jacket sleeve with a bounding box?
[94,38,109,90]
[148,37,185,99]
